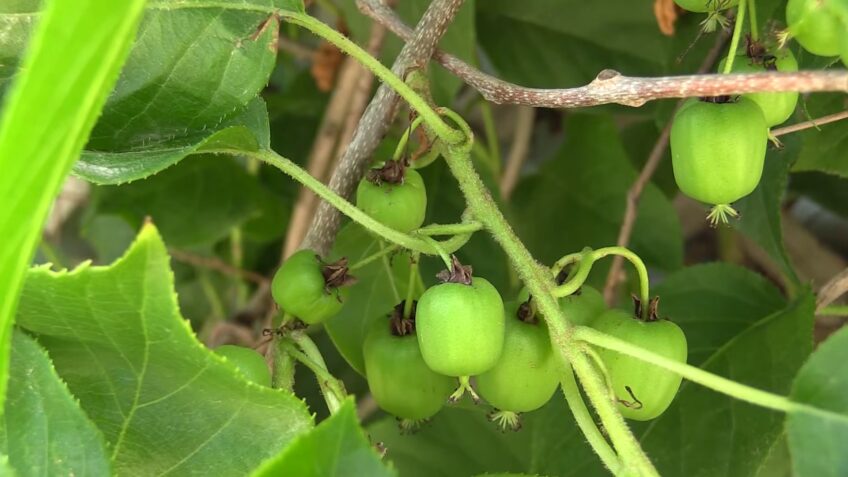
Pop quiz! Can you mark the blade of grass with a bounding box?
[0,0,146,414]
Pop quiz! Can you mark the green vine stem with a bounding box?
[209,147,474,257]
[553,247,651,319]
[403,252,420,319]
[553,248,596,298]
[722,0,748,74]
[287,331,348,415]
[592,247,651,319]
[379,241,402,304]
[394,115,427,162]
[747,0,759,41]
[348,221,480,271]
[574,326,794,412]
[283,12,464,146]
[559,366,621,472]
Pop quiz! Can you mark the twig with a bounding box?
[168,248,269,285]
[359,0,848,108]
[603,31,729,304]
[499,106,535,199]
[301,0,466,256]
[817,268,848,312]
[772,110,848,137]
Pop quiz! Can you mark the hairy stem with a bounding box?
[747,0,759,41]
[722,0,747,74]
[559,366,621,472]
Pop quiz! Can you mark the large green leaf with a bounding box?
[325,223,413,375]
[0,0,145,414]
[477,0,666,90]
[792,94,848,178]
[1,330,110,476]
[511,114,683,276]
[253,398,395,476]
[91,155,264,247]
[75,97,270,184]
[637,291,815,476]
[15,224,313,475]
[787,326,848,477]
[734,139,800,285]
[652,263,787,364]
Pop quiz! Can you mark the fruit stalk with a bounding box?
[722,0,748,74]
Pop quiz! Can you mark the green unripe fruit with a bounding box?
[670,97,768,206]
[787,0,845,57]
[517,285,606,327]
[271,250,349,324]
[416,277,505,377]
[363,316,454,420]
[214,345,271,387]
[592,310,688,421]
[477,302,561,414]
[718,50,799,126]
[674,0,738,12]
[356,168,427,233]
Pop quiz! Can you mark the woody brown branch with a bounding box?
[301,0,466,256]
[359,0,848,108]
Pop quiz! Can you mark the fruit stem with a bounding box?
[573,326,794,412]
[553,249,596,298]
[379,240,402,304]
[722,0,747,74]
[747,0,759,41]
[560,367,621,471]
[393,115,427,162]
[284,332,348,415]
[591,247,651,320]
[349,243,400,271]
[403,253,420,319]
[282,12,463,146]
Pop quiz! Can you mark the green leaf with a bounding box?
[652,263,787,365]
[0,0,145,414]
[511,114,682,275]
[91,155,264,247]
[636,288,815,476]
[75,97,270,184]
[15,224,313,475]
[734,140,800,285]
[792,94,848,178]
[477,0,667,89]
[86,0,284,152]
[787,326,848,477]
[325,223,413,375]
[1,330,110,476]
[252,399,394,476]
[0,1,39,94]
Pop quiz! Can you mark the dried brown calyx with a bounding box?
[632,295,661,322]
[389,301,416,337]
[700,95,736,104]
[744,35,779,71]
[320,256,357,292]
[366,160,407,186]
[517,300,538,325]
[436,255,473,285]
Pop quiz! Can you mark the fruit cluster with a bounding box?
[670,0,847,225]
